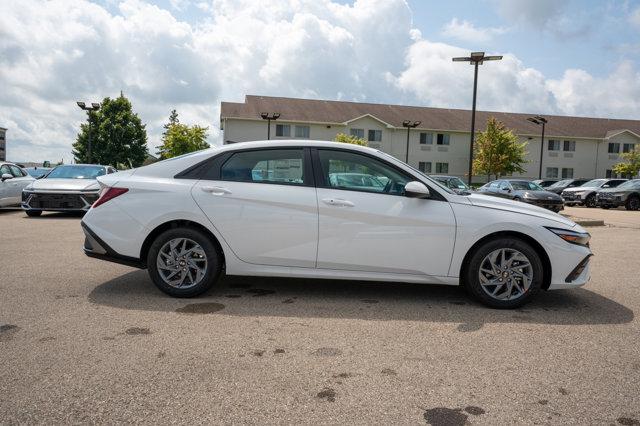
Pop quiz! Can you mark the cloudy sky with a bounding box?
[1,0,639,163]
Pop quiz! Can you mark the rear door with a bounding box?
[191,147,318,268]
[7,165,32,203]
[313,148,456,277]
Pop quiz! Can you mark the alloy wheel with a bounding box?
[478,248,533,301]
[156,238,208,289]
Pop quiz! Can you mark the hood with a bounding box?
[26,178,100,192]
[465,193,576,227]
[519,190,563,200]
[562,186,596,193]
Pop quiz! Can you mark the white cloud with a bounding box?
[0,0,638,163]
[442,18,507,43]
[491,0,564,27]
[631,6,640,28]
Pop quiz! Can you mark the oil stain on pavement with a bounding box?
[316,387,336,402]
[0,324,19,341]
[175,302,225,314]
[423,406,486,425]
[125,327,151,335]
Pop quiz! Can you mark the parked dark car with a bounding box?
[561,178,627,207]
[478,179,564,212]
[532,179,559,188]
[596,179,640,210]
[430,175,471,193]
[545,178,592,194]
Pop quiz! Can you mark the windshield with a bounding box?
[580,179,607,188]
[547,179,571,189]
[510,181,544,191]
[46,165,105,179]
[617,179,640,190]
[445,177,469,190]
[26,168,49,178]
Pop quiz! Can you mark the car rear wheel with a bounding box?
[25,210,42,217]
[625,195,640,211]
[147,227,222,297]
[464,238,543,309]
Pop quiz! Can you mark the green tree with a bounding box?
[613,147,640,178]
[334,132,368,146]
[473,117,528,181]
[157,122,210,160]
[72,94,149,167]
[163,109,179,135]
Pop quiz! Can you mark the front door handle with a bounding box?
[321,198,354,207]
[201,186,232,195]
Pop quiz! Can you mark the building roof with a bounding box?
[221,95,640,139]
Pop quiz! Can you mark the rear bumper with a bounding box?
[523,199,564,211]
[81,222,145,268]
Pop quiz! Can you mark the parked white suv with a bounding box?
[81,141,592,308]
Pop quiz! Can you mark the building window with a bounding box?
[436,133,450,145]
[275,124,290,137]
[419,133,433,145]
[623,143,635,153]
[561,168,574,178]
[546,167,559,178]
[435,162,448,174]
[418,161,432,173]
[349,128,364,139]
[294,125,310,139]
[563,141,575,151]
[608,142,620,153]
[368,130,382,142]
[548,140,561,151]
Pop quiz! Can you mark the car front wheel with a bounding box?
[25,210,42,217]
[147,227,222,297]
[625,195,640,211]
[464,238,544,309]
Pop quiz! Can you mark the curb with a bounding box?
[561,215,606,227]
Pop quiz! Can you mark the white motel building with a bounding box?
[220,95,640,182]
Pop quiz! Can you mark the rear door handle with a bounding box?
[201,186,232,195]
[321,198,354,207]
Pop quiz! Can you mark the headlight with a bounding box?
[523,192,537,199]
[546,227,591,246]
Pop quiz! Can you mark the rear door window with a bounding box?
[221,149,305,186]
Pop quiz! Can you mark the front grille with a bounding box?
[27,193,99,210]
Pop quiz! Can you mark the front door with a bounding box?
[313,148,456,277]
[191,147,318,268]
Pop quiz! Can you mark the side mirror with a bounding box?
[602,185,610,188]
[404,181,430,199]
[1,173,13,182]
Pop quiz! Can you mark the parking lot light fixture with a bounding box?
[402,120,421,164]
[77,101,101,164]
[452,51,503,185]
[527,116,548,179]
[260,112,281,140]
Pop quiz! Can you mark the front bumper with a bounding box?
[596,194,625,207]
[523,198,564,212]
[22,191,100,212]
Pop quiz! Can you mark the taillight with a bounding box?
[93,187,129,208]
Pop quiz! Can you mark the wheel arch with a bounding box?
[140,219,226,268]
[460,230,552,290]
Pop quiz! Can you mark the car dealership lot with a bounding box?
[1,210,639,424]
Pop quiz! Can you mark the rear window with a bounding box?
[221,149,305,185]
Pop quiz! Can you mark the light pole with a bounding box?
[527,116,548,179]
[260,112,281,140]
[452,51,503,185]
[402,120,421,164]
[77,101,101,163]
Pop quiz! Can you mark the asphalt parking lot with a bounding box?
[1,209,639,425]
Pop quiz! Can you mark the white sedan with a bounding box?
[81,141,592,308]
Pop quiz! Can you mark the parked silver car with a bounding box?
[0,162,35,207]
[21,164,116,216]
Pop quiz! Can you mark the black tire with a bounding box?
[625,195,640,211]
[585,194,596,208]
[147,227,222,297]
[26,210,42,217]
[600,205,610,209]
[464,237,544,309]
